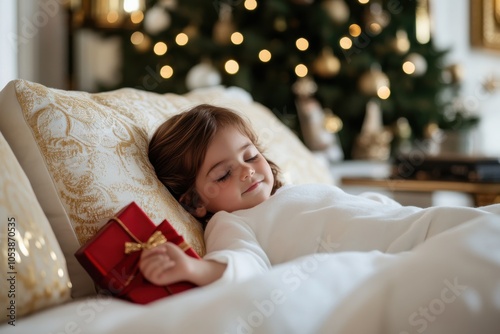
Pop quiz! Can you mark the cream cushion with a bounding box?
[0,131,71,321]
[0,79,332,298]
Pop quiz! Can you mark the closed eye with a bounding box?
[245,154,258,162]
[216,170,231,182]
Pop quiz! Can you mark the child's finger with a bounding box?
[146,260,176,284]
[140,244,168,260]
[140,251,167,273]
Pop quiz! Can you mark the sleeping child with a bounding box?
[139,104,500,287]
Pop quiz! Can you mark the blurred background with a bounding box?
[1,0,500,160]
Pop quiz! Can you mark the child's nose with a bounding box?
[240,165,255,180]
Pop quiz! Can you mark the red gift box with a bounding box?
[75,202,200,304]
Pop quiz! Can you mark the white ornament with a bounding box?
[405,53,428,76]
[186,63,222,90]
[144,6,171,35]
[323,0,350,25]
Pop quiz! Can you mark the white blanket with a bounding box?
[204,183,500,284]
[4,188,500,334]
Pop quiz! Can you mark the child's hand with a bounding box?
[139,242,227,287]
[139,242,192,286]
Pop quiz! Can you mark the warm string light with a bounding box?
[295,64,308,77]
[134,2,383,82]
[377,86,391,99]
[123,0,142,13]
[130,11,144,24]
[402,61,416,75]
[349,24,362,37]
[153,42,167,56]
[296,38,309,51]
[231,32,244,45]
[175,33,189,46]
[259,49,271,62]
[244,0,258,10]
[368,22,382,35]
[160,65,173,79]
[225,59,239,74]
[339,36,352,49]
[130,31,144,45]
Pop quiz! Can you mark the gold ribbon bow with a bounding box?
[124,231,167,254]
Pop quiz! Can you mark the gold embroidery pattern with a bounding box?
[15,80,206,257]
[0,132,71,321]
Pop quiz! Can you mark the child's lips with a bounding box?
[243,181,261,194]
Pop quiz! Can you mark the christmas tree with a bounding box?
[78,0,478,159]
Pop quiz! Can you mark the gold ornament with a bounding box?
[183,24,199,38]
[482,74,500,93]
[322,0,350,25]
[365,3,390,28]
[213,4,235,45]
[392,30,410,54]
[274,17,287,32]
[358,65,390,96]
[352,99,393,160]
[312,47,341,78]
[293,77,344,160]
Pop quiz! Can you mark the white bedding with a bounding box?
[4,197,500,333]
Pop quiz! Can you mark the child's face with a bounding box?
[193,125,274,215]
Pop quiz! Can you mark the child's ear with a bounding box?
[179,191,207,218]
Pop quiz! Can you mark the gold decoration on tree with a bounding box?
[274,16,287,32]
[364,2,390,35]
[292,76,344,160]
[482,74,500,93]
[312,47,341,78]
[391,29,410,54]
[213,4,235,45]
[352,99,393,160]
[358,64,390,96]
[183,24,199,39]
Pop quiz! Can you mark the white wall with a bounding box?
[431,0,500,156]
[0,0,18,89]
[5,0,68,89]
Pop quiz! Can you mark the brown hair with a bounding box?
[148,104,283,218]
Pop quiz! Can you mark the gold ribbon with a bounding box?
[110,217,168,255]
[124,231,167,254]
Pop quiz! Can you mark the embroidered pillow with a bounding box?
[0,131,71,321]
